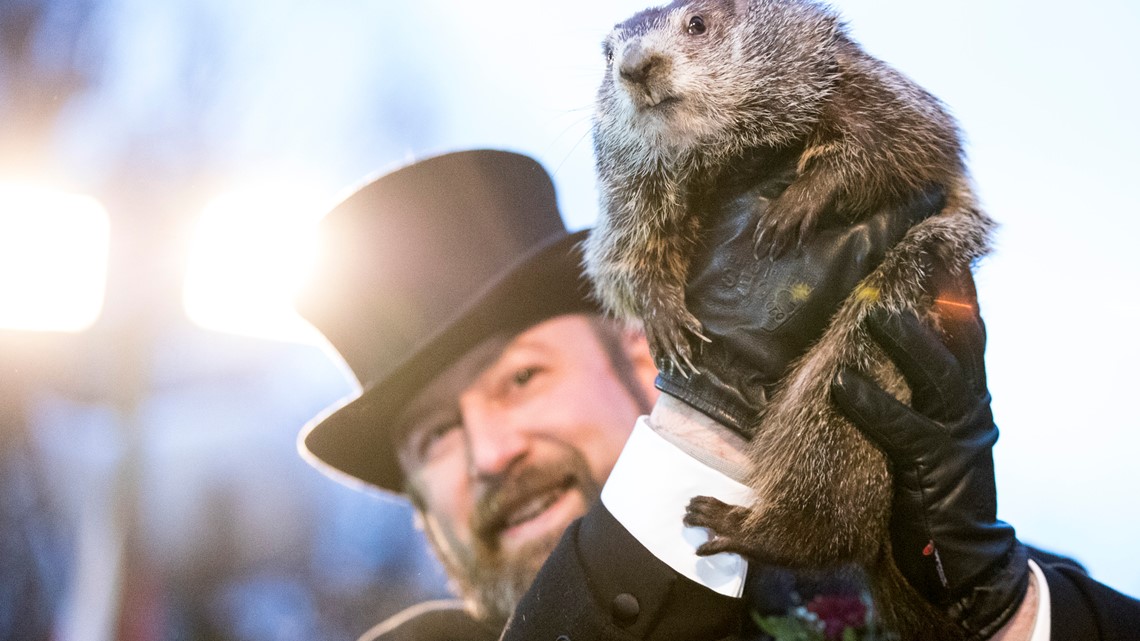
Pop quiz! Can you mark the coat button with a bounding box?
[555,636,570,641]
[611,593,640,626]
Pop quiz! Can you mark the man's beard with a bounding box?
[418,445,602,630]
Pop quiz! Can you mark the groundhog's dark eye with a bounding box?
[687,15,706,35]
[603,42,614,64]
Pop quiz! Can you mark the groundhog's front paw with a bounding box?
[643,308,708,377]
[754,182,827,258]
[684,495,756,557]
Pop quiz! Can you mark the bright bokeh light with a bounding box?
[0,184,110,332]
[183,187,325,343]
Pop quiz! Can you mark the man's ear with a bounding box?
[620,322,659,401]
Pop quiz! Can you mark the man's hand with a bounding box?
[830,291,1031,639]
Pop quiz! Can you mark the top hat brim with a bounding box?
[299,228,596,494]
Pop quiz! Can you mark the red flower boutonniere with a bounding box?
[753,592,893,641]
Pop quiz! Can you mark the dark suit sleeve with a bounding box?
[501,500,744,641]
[1041,561,1140,640]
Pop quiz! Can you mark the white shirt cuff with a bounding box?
[598,416,1053,637]
[601,416,756,597]
[1027,559,1051,641]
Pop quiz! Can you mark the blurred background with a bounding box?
[1,0,1137,639]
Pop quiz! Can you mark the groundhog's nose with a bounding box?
[618,43,663,86]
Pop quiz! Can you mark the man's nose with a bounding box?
[461,396,528,479]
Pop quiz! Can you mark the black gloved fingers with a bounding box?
[865,308,968,423]
[831,367,933,461]
[930,297,987,397]
[927,265,988,395]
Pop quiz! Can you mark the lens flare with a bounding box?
[0,184,110,332]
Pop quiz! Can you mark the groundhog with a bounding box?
[582,0,996,638]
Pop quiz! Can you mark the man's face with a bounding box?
[395,314,657,626]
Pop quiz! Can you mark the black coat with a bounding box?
[369,503,1140,641]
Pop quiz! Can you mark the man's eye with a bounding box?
[512,367,538,387]
[416,422,460,460]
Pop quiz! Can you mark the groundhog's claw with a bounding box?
[755,208,805,259]
[756,180,827,258]
[645,321,695,377]
[684,495,755,557]
[643,306,708,377]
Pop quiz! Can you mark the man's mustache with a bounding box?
[470,458,582,547]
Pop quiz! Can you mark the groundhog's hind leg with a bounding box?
[683,496,778,561]
[683,495,844,569]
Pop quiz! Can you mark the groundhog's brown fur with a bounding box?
[582,0,996,638]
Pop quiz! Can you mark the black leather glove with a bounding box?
[654,149,946,437]
[829,281,1029,639]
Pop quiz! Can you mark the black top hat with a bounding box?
[297,149,597,493]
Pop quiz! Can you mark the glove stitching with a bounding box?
[912,459,948,596]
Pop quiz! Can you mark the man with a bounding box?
[297,150,659,636]
[296,149,1139,640]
